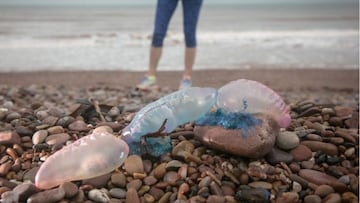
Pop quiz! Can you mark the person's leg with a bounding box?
[149,0,178,77]
[180,0,203,88]
[138,0,178,89]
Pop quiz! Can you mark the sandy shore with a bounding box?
[1,69,358,92]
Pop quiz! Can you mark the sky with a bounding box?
[0,0,358,6]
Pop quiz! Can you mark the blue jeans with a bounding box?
[152,0,203,48]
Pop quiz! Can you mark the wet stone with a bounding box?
[83,173,111,188]
[15,126,33,137]
[13,183,40,202]
[198,176,212,189]
[27,188,65,203]
[125,188,140,203]
[109,188,126,199]
[45,133,70,146]
[299,169,347,192]
[127,179,142,191]
[301,141,338,156]
[304,195,321,203]
[207,195,226,203]
[276,192,299,203]
[68,120,90,132]
[163,171,180,186]
[60,182,78,198]
[111,173,126,188]
[153,163,167,179]
[144,176,158,186]
[1,191,19,203]
[235,188,270,203]
[32,130,48,144]
[47,126,64,134]
[0,162,12,176]
[194,115,278,158]
[124,155,144,175]
[276,131,299,150]
[323,193,341,203]
[248,181,273,190]
[23,167,39,183]
[0,131,21,145]
[290,144,312,162]
[265,148,293,165]
[149,187,165,200]
[88,189,110,203]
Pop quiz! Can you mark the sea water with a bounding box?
[0,2,358,72]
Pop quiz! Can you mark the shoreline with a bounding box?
[0,69,358,92]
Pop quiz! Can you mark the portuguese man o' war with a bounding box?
[35,79,291,189]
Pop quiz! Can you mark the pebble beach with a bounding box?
[0,69,359,203]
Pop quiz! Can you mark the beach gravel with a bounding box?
[0,81,358,203]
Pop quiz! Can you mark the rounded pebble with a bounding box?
[88,189,110,203]
[276,131,300,150]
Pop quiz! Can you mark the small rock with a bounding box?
[172,140,194,158]
[323,193,341,203]
[276,131,299,150]
[149,187,165,200]
[163,171,180,186]
[110,188,126,199]
[0,162,12,176]
[125,188,140,203]
[124,155,144,175]
[199,176,212,188]
[265,148,293,165]
[144,193,155,203]
[344,112,359,129]
[1,191,19,203]
[68,120,89,132]
[93,126,113,134]
[5,112,21,122]
[47,126,64,135]
[290,145,312,162]
[83,173,111,188]
[301,141,338,156]
[32,130,48,144]
[292,181,302,193]
[210,181,223,196]
[56,116,75,127]
[144,176,158,186]
[153,163,167,179]
[194,115,278,158]
[304,195,321,203]
[60,182,78,198]
[45,133,70,146]
[27,188,65,203]
[88,189,110,203]
[314,184,335,198]
[165,160,183,170]
[13,183,40,201]
[127,179,142,191]
[341,192,358,203]
[23,167,39,183]
[111,173,126,188]
[0,178,17,189]
[235,188,270,203]
[248,181,272,190]
[301,160,314,169]
[15,126,33,136]
[299,169,347,192]
[207,195,226,203]
[0,131,21,145]
[276,192,299,203]
[334,106,353,118]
